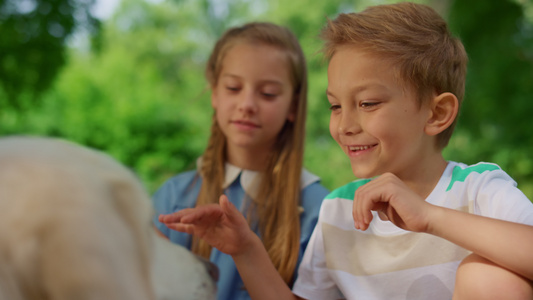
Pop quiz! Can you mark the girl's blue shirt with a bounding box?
[152,165,329,300]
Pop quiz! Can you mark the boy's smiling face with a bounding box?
[327,45,436,180]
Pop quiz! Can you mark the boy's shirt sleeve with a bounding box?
[296,181,330,273]
[474,166,533,224]
[447,162,533,225]
[292,203,345,300]
[293,179,371,299]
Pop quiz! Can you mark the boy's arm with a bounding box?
[427,205,533,280]
[159,195,301,300]
[352,173,533,281]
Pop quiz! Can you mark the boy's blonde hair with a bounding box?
[195,22,308,285]
[321,2,468,148]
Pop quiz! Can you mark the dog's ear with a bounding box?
[0,266,25,300]
[107,176,154,266]
[38,176,156,300]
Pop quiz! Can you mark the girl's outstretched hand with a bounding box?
[352,173,434,233]
[158,195,254,256]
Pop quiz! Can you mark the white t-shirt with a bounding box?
[292,161,533,300]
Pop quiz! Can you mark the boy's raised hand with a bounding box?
[158,195,254,256]
[352,173,434,233]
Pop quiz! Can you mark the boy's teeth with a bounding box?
[349,146,370,151]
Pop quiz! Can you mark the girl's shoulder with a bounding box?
[300,168,329,190]
[154,170,202,200]
[300,168,330,205]
[168,169,200,182]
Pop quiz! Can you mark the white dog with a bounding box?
[0,136,217,300]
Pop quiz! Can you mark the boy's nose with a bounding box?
[338,112,360,136]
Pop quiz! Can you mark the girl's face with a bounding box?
[212,43,295,161]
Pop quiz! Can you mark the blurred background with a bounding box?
[1,0,533,199]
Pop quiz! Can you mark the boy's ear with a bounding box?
[424,92,458,136]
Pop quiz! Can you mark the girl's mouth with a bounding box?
[232,120,260,130]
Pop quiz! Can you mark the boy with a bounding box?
[159,2,533,299]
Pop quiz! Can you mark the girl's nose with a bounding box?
[237,90,258,114]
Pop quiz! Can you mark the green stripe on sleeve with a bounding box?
[446,163,500,191]
[325,179,372,200]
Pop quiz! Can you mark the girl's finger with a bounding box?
[165,223,195,234]
[159,207,197,223]
[220,194,241,223]
[158,213,181,223]
[180,205,222,224]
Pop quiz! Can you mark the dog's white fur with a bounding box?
[0,136,216,300]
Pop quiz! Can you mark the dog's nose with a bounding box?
[197,255,219,282]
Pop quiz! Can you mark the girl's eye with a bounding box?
[262,93,277,98]
[226,87,240,92]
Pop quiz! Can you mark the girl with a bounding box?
[152,22,329,300]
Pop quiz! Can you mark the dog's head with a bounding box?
[0,136,217,300]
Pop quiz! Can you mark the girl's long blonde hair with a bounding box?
[192,22,308,285]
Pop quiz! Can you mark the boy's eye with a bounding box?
[329,104,341,111]
[360,101,379,108]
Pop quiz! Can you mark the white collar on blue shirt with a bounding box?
[196,157,320,200]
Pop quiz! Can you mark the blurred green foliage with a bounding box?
[445,0,533,198]
[1,0,532,200]
[0,0,100,107]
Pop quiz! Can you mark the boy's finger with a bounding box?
[353,193,365,230]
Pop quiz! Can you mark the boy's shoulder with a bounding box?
[325,178,372,201]
[448,161,501,177]
[445,161,506,191]
[325,161,509,201]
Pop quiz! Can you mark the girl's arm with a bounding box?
[232,230,302,300]
[159,195,301,300]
